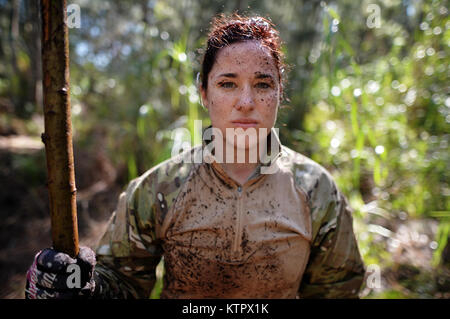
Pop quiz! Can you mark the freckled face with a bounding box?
[200,41,281,145]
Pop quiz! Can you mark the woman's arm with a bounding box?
[299,190,365,298]
[93,178,163,299]
[293,162,366,298]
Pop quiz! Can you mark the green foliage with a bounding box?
[432,217,450,267]
[1,0,448,299]
[149,259,165,299]
[297,0,449,298]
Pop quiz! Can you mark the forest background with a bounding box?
[0,0,448,298]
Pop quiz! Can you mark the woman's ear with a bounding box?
[199,85,208,110]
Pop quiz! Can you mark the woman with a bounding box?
[25,14,365,299]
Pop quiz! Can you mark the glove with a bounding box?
[25,246,96,299]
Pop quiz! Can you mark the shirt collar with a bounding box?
[201,125,282,164]
[201,125,283,187]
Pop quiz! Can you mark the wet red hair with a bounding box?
[200,14,286,91]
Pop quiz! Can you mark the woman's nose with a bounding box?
[235,86,255,112]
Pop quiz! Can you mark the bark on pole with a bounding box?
[40,0,79,258]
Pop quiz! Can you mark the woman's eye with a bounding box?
[219,82,236,88]
[255,82,271,89]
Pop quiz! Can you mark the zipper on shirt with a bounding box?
[233,186,243,255]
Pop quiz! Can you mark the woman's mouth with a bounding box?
[231,119,259,128]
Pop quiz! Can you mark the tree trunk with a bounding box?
[40,0,79,257]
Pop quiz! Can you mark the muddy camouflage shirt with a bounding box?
[93,128,365,298]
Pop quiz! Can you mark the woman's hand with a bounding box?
[25,246,96,299]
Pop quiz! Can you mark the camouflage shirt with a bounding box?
[93,128,365,298]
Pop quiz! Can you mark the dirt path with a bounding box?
[0,138,122,298]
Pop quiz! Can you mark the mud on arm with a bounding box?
[93,179,163,299]
[298,175,366,298]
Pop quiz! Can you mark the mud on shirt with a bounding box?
[93,129,365,298]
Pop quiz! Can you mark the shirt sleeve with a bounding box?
[298,174,366,298]
[93,177,163,299]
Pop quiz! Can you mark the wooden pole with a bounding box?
[40,0,79,257]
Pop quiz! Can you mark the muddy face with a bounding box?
[200,41,281,150]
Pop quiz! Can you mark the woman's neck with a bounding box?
[218,143,260,186]
[219,161,259,186]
